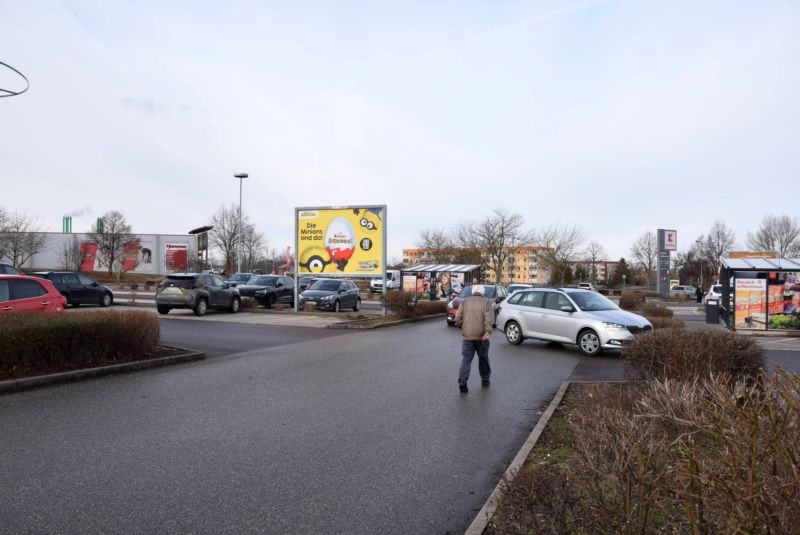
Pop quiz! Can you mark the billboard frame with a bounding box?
[293,204,387,313]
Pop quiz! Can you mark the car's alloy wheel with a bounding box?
[578,330,602,356]
[230,297,240,313]
[334,300,340,312]
[353,298,361,311]
[194,298,208,317]
[504,321,523,345]
[101,293,112,307]
[157,305,170,315]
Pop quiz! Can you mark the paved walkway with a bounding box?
[69,306,353,328]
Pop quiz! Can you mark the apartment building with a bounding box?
[402,246,550,285]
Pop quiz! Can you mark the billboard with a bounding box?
[164,243,189,272]
[734,278,767,330]
[295,206,386,276]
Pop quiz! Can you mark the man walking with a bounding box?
[695,286,703,303]
[454,285,493,393]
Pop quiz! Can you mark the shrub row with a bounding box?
[380,292,448,319]
[646,316,685,330]
[622,328,764,383]
[0,311,160,380]
[491,373,800,533]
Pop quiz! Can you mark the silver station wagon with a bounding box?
[495,288,652,356]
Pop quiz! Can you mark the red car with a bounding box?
[0,274,66,313]
[446,284,508,326]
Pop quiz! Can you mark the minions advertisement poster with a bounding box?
[296,206,385,276]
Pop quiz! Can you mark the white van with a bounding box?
[370,270,401,294]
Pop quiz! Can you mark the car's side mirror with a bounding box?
[276,282,283,287]
[91,282,99,287]
[560,305,575,313]
[223,283,230,289]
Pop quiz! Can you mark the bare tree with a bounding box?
[747,214,800,258]
[453,221,489,275]
[630,231,658,289]
[0,211,48,268]
[700,219,736,269]
[470,208,533,284]
[535,223,586,285]
[59,235,92,271]
[209,204,244,274]
[583,241,606,283]
[90,211,138,277]
[417,227,455,263]
[240,224,266,272]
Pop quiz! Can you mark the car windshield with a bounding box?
[711,285,722,293]
[566,291,617,311]
[249,276,278,286]
[459,285,496,299]
[230,274,251,282]
[311,280,340,291]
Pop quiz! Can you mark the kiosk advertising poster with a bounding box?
[295,206,386,276]
[734,278,767,330]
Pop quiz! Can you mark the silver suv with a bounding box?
[495,288,652,356]
[156,273,240,316]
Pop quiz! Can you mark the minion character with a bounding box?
[298,246,333,273]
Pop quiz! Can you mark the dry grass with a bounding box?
[489,372,800,534]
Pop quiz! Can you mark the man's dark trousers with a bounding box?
[459,340,491,384]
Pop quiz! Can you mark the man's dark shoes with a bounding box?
[458,381,468,393]
[481,379,491,387]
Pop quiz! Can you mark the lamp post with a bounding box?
[622,273,626,292]
[234,173,248,273]
[695,239,703,291]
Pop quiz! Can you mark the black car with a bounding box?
[298,276,319,292]
[227,273,253,287]
[0,263,21,275]
[155,273,240,316]
[299,279,361,312]
[236,275,294,308]
[31,271,114,307]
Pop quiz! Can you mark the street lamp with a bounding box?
[234,172,248,273]
[695,239,703,290]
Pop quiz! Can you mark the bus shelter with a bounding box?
[401,264,480,299]
[718,257,800,331]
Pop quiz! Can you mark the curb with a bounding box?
[327,313,447,330]
[465,381,571,535]
[0,346,205,395]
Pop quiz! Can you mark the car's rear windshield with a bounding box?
[566,291,617,311]
[310,280,340,291]
[160,275,198,288]
[459,285,497,299]
[249,276,278,286]
[712,285,722,293]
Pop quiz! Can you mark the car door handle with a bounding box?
[2,306,13,311]
[41,301,51,305]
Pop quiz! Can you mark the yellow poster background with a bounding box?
[296,207,384,276]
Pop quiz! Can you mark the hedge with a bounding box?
[0,311,160,380]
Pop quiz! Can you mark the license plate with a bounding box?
[305,301,317,306]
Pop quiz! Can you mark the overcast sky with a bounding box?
[2,0,799,263]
